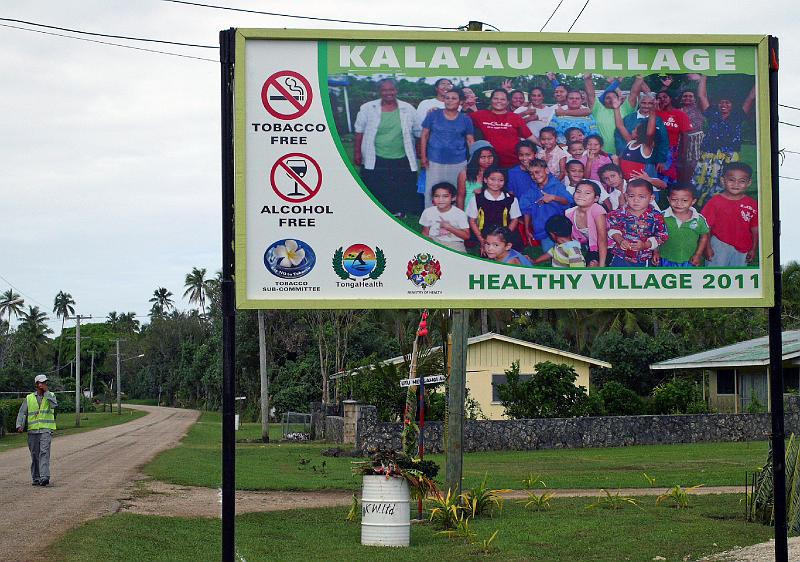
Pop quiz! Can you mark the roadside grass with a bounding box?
[0,409,147,453]
[143,412,768,491]
[46,494,771,562]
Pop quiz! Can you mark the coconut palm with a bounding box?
[17,306,53,365]
[53,291,75,367]
[0,289,24,327]
[118,312,140,333]
[183,267,209,313]
[106,311,120,331]
[149,287,175,317]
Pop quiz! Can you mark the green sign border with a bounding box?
[233,29,773,310]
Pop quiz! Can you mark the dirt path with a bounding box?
[0,405,199,562]
[120,480,746,518]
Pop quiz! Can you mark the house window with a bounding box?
[784,367,800,393]
[717,370,735,395]
[492,373,532,402]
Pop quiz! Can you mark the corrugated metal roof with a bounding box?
[650,330,800,370]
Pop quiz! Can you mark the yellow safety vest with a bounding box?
[26,393,56,431]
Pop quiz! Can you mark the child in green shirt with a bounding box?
[653,184,709,267]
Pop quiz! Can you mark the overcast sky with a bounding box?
[2,0,799,332]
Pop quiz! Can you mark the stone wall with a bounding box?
[354,397,800,454]
[325,416,345,444]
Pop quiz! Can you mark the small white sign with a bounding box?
[399,375,446,388]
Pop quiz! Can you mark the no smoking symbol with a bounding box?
[261,70,313,120]
[270,153,322,203]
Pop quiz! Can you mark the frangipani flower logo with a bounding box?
[264,239,316,279]
[275,239,305,268]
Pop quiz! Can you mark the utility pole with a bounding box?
[68,314,92,427]
[89,350,95,399]
[258,310,270,443]
[116,339,123,415]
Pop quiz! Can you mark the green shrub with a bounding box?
[496,361,595,419]
[0,399,24,436]
[597,381,645,416]
[55,395,96,414]
[651,378,708,415]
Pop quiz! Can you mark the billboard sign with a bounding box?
[234,30,772,309]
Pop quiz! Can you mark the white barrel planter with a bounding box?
[360,474,411,547]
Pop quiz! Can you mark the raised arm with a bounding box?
[612,99,633,143]
[583,74,596,110]
[691,74,710,112]
[626,76,644,111]
[743,84,756,115]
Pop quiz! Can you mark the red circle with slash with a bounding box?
[261,71,313,120]
[269,153,323,203]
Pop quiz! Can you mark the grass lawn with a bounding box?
[143,412,768,492]
[0,409,147,453]
[46,494,772,562]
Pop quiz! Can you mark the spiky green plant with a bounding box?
[461,474,509,518]
[656,484,703,509]
[428,488,465,530]
[345,493,359,522]
[587,489,644,511]
[436,513,476,542]
[520,490,555,511]
[751,433,800,532]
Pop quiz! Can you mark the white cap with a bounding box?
[34,374,48,384]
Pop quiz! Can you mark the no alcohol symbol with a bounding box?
[269,153,322,203]
[261,70,313,120]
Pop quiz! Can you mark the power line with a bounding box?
[567,0,591,32]
[0,23,218,62]
[780,104,800,111]
[780,121,800,129]
[161,0,458,30]
[0,273,46,309]
[0,17,215,48]
[780,176,800,181]
[540,0,564,32]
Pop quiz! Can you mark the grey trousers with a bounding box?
[28,431,52,483]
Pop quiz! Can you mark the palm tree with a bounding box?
[118,312,140,334]
[53,291,75,367]
[18,306,53,366]
[149,287,175,318]
[106,311,120,331]
[0,289,24,327]
[183,267,209,313]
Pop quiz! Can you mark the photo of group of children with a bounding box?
[330,69,759,268]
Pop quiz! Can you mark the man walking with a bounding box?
[16,374,58,486]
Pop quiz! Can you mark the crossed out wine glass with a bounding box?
[286,159,308,198]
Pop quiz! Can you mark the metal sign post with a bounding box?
[767,35,787,562]
[220,27,237,562]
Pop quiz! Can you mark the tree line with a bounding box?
[1,263,800,420]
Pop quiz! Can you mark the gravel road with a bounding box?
[0,405,198,562]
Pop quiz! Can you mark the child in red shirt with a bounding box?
[702,162,758,266]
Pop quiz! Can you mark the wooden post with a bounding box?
[258,310,270,443]
[446,309,468,494]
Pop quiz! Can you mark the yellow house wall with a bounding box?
[465,339,592,420]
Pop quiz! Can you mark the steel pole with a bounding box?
[220,27,237,562]
[767,35,787,562]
